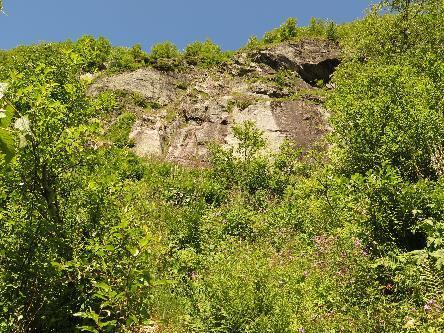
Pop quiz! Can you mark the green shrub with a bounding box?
[245,35,261,49]
[149,41,181,71]
[130,43,149,64]
[107,46,143,73]
[346,167,440,252]
[186,243,296,333]
[89,91,119,115]
[263,18,298,44]
[339,2,444,62]
[184,40,227,67]
[244,17,340,49]
[0,47,155,331]
[328,62,444,181]
[105,112,136,148]
[74,35,112,72]
[209,121,271,194]
[305,17,338,41]
[308,17,326,36]
[232,121,266,158]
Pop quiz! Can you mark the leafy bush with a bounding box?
[328,62,444,181]
[184,40,228,67]
[306,17,338,41]
[339,1,444,62]
[245,17,339,49]
[74,35,112,72]
[345,167,442,252]
[105,112,136,148]
[0,44,154,332]
[130,43,149,64]
[210,121,272,195]
[186,243,295,333]
[0,101,15,162]
[149,41,181,71]
[322,4,444,330]
[107,46,144,73]
[263,18,298,44]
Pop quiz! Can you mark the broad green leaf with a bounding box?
[0,127,14,161]
[0,105,14,129]
[127,246,140,257]
[94,282,111,291]
[431,249,444,270]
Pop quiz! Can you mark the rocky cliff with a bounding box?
[89,39,340,165]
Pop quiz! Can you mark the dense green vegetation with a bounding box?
[1,0,444,332]
[244,17,339,49]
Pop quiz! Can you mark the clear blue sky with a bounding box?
[0,0,375,51]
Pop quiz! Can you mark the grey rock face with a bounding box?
[252,39,341,84]
[89,68,184,106]
[89,39,340,165]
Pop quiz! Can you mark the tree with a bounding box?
[382,0,426,12]
[380,0,438,46]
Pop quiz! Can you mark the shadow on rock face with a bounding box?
[298,58,341,85]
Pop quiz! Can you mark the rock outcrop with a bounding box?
[89,39,340,165]
[251,39,340,84]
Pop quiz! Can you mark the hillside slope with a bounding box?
[1,4,444,332]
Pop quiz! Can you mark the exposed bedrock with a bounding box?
[89,39,340,165]
[252,39,341,84]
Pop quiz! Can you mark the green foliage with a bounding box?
[0,42,153,332]
[105,112,136,148]
[245,17,339,50]
[322,4,444,331]
[232,121,266,159]
[90,91,119,115]
[328,62,444,180]
[107,46,144,73]
[209,121,271,195]
[74,35,112,72]
[0,36,148,78]
[0,99,15,162]
[381,0,436,14]
[325,21,338,41]
[339,1,444,60]
[345,166,444,253]
[263,18,298,44]
[130,43,149,64]
[149,41,181,71]
[184,40,228,67]
[307,17,339,41]
[329,0,444,182]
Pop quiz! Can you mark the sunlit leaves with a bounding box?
[0,84,15,161]
[329,60,444,180]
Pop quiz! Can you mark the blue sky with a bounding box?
[0,0,374,51]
